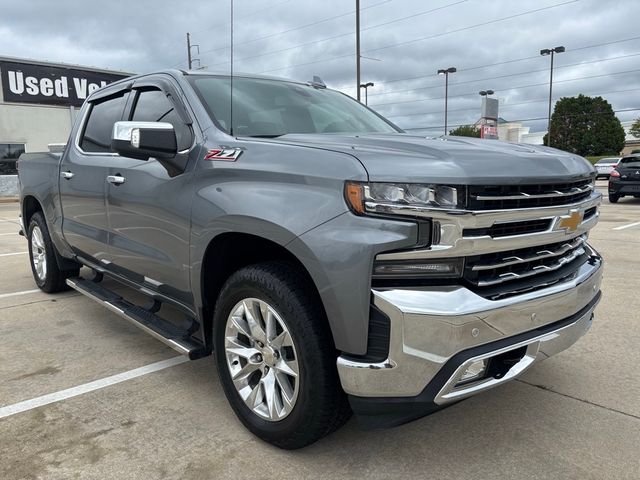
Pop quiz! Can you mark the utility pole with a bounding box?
[356,0,361,102]
[187,32,193,69]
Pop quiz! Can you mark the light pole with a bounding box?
[437,67,456,135]
[479,90,494,97]
[359,82,374,105]
[540,46,565,146]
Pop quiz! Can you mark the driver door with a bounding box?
[105,80,195,305]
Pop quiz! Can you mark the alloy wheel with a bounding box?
[224,298,300,421]
[31,225,47,281]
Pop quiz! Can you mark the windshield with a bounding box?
[188,76,401,137]
[596,158,618,164]
[619,156,640,167]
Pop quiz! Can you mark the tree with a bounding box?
[543,94,625,156]
[629,117,640,139]
[449,125,480,137]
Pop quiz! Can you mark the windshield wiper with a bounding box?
[246,134,285,138]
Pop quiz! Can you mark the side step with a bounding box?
[66,277,207,360]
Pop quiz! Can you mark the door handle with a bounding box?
[61,171,74,180]
[106,175,126,185]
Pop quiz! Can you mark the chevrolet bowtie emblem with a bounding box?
[558,210,584,232]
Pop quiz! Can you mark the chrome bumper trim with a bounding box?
[337,248,602,398]
[434,305,594,404]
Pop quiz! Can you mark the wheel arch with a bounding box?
[22,194,43,229]
[198,231,331,350]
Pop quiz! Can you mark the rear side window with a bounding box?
[80,92,128,153]
[131,89,192,151]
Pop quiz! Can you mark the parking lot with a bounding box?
[0,180,639,480]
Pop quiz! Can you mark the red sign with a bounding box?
[480,125,498,139]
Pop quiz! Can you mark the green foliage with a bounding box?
[629,118,640,138]
[448,124,480,137]
[544,94,625,156]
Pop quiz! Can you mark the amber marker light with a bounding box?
[345,182,365,214]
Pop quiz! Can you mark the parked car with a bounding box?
[594,157,619,179]
[17,70,603,449]
[608,154,640,203]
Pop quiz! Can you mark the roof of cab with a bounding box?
[86,69,314,102]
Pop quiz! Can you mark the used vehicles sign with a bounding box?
[0,60,129,107]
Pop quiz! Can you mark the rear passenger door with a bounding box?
[105,79,196,306]
[59,90,129,263]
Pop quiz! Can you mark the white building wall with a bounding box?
[0,76,75,151]
[0,102,74,152]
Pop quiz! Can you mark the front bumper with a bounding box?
[338,246,602,428]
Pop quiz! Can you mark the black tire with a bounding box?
[27,212,79,293]
[609,194,619,203]
[213,261,351,449]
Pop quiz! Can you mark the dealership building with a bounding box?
[0,56,130,195]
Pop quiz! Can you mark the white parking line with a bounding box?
[0,252,27,257]
[613,221,640,231]
[0,232,19,236]
[0,356,189,419]
[0,289,40,300]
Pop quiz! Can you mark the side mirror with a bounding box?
[111,121,177,160]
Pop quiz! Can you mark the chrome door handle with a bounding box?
[106,175,126,185]
[61,171,74,180]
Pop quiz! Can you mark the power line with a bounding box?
[385,87,640,119]
[372,35,640,87]
[365,0,579,55]
[402,107,640,131]
[370,68,640,108]
[258,0,578,74]
[197,0,391,58]
[368,52,640,98]
[191,0,293,35]
[203,0,467,68]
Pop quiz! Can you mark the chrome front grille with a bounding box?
[464,219,552,238]
[464,235,590,299]
[467,178,594,210]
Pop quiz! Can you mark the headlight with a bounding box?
[345,181,463,216]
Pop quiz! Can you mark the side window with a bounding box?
[80,92,128,153]
[131,89,192,151]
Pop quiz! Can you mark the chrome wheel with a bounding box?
[224,298,300,421]
[30,225,47,281]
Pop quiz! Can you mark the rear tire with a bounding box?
[213,261,351,449]
[27,212,79,293]
[609,194,619,203]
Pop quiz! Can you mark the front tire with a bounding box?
[27,212,79,293]
[213,262,351,449]
[609,194,619,203]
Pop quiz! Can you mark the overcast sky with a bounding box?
[2,0,639,133]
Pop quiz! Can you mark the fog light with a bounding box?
[457,359,488,385]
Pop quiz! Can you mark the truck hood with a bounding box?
[268,133,595,185]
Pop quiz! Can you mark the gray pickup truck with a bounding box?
[17,70,603,449]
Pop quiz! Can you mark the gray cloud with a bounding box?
[2,0,639,133]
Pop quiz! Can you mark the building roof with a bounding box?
[0,55,134,76]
